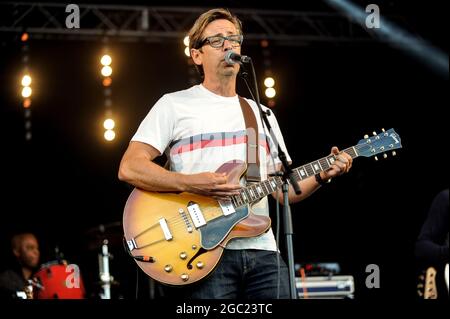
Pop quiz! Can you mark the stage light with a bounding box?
[104,129,115,141]
[260,39,269,48]
[21,33,29,42]
[23,98,31,108]
[21,75,32,87]
[101,66,112,77]
[184,47,190,57]
[21,86,32,98]
[183,36,190,47]
[264,77,275,88]
[103,118,115,130]
[100,54,112,66]
[102,77,112,87]
[265,87,276,98]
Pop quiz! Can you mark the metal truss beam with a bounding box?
[1,2,412,46]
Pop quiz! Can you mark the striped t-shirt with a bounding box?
[131,84,291,251]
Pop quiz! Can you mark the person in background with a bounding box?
[415,188,449,298]
[0,232,40,299]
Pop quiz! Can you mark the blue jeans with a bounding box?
[160,249,290,299]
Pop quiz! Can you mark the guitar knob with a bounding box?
[381,128,385,132]
[392,151,396,156]
[383,153,387,159]
[372,131,377,136]
[374,156,378,161]
[179,252,187,260]
[180,273,189,282]
[364,134,369,139]
[196,261,204,269]
[164,265,173,273]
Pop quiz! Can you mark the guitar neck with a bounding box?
[230,146,359,207]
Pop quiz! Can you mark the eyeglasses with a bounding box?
[197,34,243,49]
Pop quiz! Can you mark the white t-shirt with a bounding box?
[131,84,291,251]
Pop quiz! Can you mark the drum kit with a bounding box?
[24,221,122,299]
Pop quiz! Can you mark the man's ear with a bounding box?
[13,248,20,258]
[190,48,202,66]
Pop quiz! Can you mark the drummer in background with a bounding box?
[0,232,40,299]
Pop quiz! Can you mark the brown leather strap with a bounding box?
[238,96,261,182]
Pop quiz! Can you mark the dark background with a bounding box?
[0,0,448,301]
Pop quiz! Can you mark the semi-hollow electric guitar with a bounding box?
[123,128,402,285]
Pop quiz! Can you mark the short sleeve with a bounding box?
[131,94,174,154]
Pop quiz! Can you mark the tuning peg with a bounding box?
[392,151,396,156]
[374,156,378,161]
[364,134,369,139]
[372,131,377,136]
[383,153,387,159]
[381,128,385,132]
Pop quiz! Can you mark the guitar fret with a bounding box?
[319,158,330,170]
[304,164,314,176]
[275,176,283,187]
[230,196,236,207]
[252,186,259,200]
[264,180,271,193]
[234,195,242,207]
[327,155,336,166]
[344,147,357,159]
[270,179,277,190]
[312,161,321,173]
[241,190,248,203]
[261,181,269,195]
[247,186,253,202]
[256,185,263,197]
[246,189,252,203]
[248,187,256,201]
[297,167,307,180]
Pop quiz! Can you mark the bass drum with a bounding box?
[34,260,85,299]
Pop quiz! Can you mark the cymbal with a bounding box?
[86,221,122,237]
[84,221,123,250]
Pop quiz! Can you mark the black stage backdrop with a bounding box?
[0,0,447,303]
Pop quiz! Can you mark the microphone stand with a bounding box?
[239,60,300,299]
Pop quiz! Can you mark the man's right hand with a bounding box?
[182,172,242,200]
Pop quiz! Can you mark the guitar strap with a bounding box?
[238,96,261,182]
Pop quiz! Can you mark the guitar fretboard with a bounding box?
[230,146,359,208]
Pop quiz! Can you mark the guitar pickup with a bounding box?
[187,201,207,228]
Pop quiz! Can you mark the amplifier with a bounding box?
[295,275,355,299]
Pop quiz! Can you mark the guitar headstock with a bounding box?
[356,128,402,160]
[417,267,438,299]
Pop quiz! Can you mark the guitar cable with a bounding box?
[122,236,141,299]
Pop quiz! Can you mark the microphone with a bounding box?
[224,51,251,65]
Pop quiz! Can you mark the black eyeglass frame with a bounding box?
[195,34,243,49]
